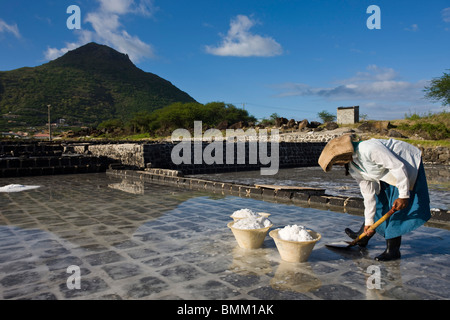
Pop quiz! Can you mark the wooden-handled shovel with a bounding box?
[326,207,397,249]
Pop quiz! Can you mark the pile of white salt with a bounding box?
[231,208,260,219]
[0,184,40,193]
[278,225,315,242]
[233,216,272,230]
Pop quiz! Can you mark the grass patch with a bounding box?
[396,138,450,148]
[121,133,155,141]
[359,134,450,148]
[398,122,449,140]
[390,111,450,141]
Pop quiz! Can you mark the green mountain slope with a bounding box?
[0,42,196,127]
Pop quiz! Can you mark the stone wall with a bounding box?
[0,155,108,177]
[420,146,450,165]
[143,141,326,174]
[1,140,448,178]
[0,141,109,178]
[0,141,63,157]
[72,140,450,173]
[279,132,341,143]
[74,143,146,169]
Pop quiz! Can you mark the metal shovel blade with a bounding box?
[325,241,354,249]
[325,207,398,250]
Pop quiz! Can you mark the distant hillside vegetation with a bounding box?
[0,42,196,128]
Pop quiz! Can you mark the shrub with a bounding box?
[317,110,336,122]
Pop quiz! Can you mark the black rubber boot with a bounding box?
[375,236,401,261]
[345,223,374,247]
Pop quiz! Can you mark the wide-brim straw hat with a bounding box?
[318,134,354,172]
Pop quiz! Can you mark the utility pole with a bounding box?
[47,104,52,142]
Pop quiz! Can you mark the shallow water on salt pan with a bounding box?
[0,173,448,300]
[190,165,450,210]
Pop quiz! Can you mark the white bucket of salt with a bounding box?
[228,221,272,249]
[269,227,321,263]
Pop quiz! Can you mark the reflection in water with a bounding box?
[108,178,145,194]
[0,174,199,249]
[229,246,273,276]
[271,261,322,293]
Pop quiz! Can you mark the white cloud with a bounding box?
[0,19,21,39]
[44,0,156,62]
[205,15,283,57]
[271,65,439,120]
[98,0,134,14]
[273,65,428,105]
[44,42,80,61]
[404,24,419,32]
[346,65,399,82]
[98,0,155,16]
[442,7,450,23]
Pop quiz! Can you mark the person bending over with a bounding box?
[318,134,430,261]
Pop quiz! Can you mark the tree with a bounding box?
[317,110,336,122]
[98,118,123,131]
[269,113,280,121]
[424,70,450,106]
[258,113,280,127]
[120,102,257,136]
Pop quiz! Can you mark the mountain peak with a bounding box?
[47,42,136,72]
[0,43,196,126]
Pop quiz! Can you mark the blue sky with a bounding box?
[1,0,449,121]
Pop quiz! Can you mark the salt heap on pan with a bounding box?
[233,216,272,230]
[231,208,260,219]
[0,184,40,193]
[278,225,314,242]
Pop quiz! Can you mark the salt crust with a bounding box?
[278,225,314,242]
[233,216,272,230]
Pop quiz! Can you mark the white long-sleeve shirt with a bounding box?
[348,139,423,226]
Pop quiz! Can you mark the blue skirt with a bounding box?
[374,163,431,239]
